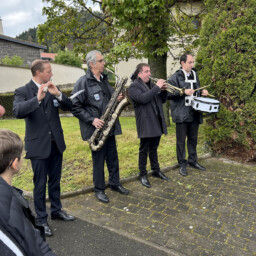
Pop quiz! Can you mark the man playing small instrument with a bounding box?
[13,59,75,238]
[71,50,129,203]
[168,54,208,176]
[128,63,170,188]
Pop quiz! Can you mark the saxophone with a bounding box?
[88,73,130,151]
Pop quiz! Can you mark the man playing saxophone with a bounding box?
[128,63,170,188]
[71,50,129,203]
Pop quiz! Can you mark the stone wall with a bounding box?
[0,39,42,66]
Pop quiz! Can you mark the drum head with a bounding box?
[194,97,220,104]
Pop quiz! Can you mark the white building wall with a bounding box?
[115,57,146,85]
[114,49,182,84]
[0,63,85,93]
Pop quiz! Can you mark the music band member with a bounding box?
[71,50,129,203]
[168,54,208,176]
[128,63,170,188]
[13,60,75,237]
[0,129,56,255]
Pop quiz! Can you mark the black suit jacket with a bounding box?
[13,80,72,159]
[128,78,167,139]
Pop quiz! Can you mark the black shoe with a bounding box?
[139,175,151,188]
[41,222,53,237]
[152,171,170,180]
[189,162,206,171]
[179,166,187,176]
[110,185,129,195]
[51,210,75,221]
[95,191,109,203]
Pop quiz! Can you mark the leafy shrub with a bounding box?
[196,0,256,162]
[54,51,82,67]
[1,55,24,66]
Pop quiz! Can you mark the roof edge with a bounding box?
[0,34,47,50]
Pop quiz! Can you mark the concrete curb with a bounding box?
[23,153,212,200]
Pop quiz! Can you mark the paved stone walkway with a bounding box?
[50,158,256,255]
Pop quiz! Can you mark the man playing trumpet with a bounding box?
[168,54,208,176]
[129,63,170,188]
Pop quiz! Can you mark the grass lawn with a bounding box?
[0,116,208,192]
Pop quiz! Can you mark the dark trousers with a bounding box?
[176,120,199,166]
[139,136,161,176]
[92,136,120,192]
[31,142,62,224]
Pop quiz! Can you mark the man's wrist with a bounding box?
[37,96,41,104]
[55,91,61,97]
[55,91,62,101]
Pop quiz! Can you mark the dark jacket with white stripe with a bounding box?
[0,177,55,256]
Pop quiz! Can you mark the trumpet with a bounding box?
[150,77,185,96]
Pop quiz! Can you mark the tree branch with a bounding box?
[76,0,113,26]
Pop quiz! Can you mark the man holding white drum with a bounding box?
[168,54,208,176]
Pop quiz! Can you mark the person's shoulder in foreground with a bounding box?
[0,129,56,256]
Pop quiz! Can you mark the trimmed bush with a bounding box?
[54,51,82,67]
[196,0,256,162]
[0,80,116,118]
[0,93,15,118]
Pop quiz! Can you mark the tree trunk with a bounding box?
[148,52,170,127]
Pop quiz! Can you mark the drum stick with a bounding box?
[194,84,215,98]
[194,85,215,97]
[194,85,210,92]
[200,93,215,98]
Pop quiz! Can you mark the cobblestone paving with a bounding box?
[61,158,256,256]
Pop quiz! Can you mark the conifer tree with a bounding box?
[196,0,256,161]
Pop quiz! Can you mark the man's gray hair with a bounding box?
[86,50,102,68]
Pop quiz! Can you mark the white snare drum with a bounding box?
[191,97,220,113]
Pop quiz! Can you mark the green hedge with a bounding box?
[0,92,16,118]
[196,0,256,162]
[0,80,134,118]
[0,89,72,118]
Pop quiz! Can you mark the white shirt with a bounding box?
[93,74,103,82]
[32,79,62,102]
